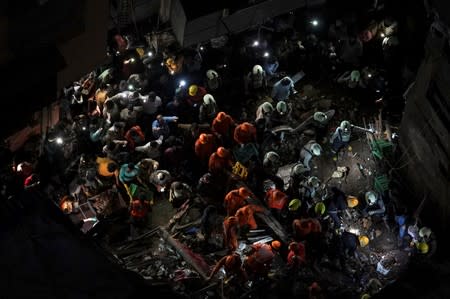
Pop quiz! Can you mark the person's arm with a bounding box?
[163,116,179,123]
[207,256,227,280]
[135,142,150,153]
[368,199,386,216]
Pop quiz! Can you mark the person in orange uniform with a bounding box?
[124,125,145,151]
[129,195,151,237]
[195,133,217,167]
[208,147,234,175]
[292,218,322,241]
[186,84,207,107]
[96,156,120,186]
[212,112,235,139]
[223,216,239,252]
[207,252,248,282]
[233,122,256,145]
[244,241,280,277]
[265,188,288,220]
[287,241,306,268]
[224,187,251,216]
[235,204,265,230]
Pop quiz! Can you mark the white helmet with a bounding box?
[365,191,377,205]
[313,112,327,123]
[206,69,218,80]
[203,94,215,105]
[307,176,320,188]
[311,143,322,156]
[340,120,351,131]
[261,102,274,113]
[253,65,263,75]
[157,172,166,182]
[264,151,280,163]
[276,101,287,114]
[419,227,432,239]
[292,163,308,175]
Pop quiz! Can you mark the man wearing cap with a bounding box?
[224,187,251,216]
[199,94,218,123]
[212,112,236,145]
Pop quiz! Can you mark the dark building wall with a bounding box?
[399,20,450,241]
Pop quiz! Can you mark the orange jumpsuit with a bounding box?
[244,243,274,275]
[235,204,265,229]
[209,253,248,282]
[224,189,247,216]
[233,122,256,145]
[223,216,239,252]
[287,242,306,267]
[266,189,288,210]
[212,113,235,136]
[292,218,322,240]
[208,152,233,175]
[194,134,216,164]
[125,126,145,151]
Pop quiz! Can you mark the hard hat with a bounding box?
[198,133,208,144]
[307,176,320,188]
[203,94,214,105]
[252,65,263,75]
[340,120,351,131]
[292,163,308,175]
[361,294,371,299]
[313,111,327,123]
[264,151,280,163]
[419,227,432,239]
[188,85,198,96]
[314,202,326,215]
[238,187,250,198]
[288,198,301,211]
[261,102,274,113]
[311,143,322,156]
[276,101,287,114]
[365,191,377,205]
[206,69,218,79]
[217,147,228,158]
[157,172,166,181]
[271,240,281,250]
[350,70,360,82]
[347,196,359,208]
[216,112,226,121]
[166,58,175,65]
[416,242,429,254]
[359,235,369,247]
[281,77,292,86]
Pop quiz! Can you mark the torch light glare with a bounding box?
[311,19,319,26]
[128,84,134,90]
[253,40,259,47]
[264,52,269,57]
[200,46,204,50]
[179,80,186,87]
[148,51,153,57]
[56,137,63,145]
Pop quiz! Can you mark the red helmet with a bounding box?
[216,112,226,121]
[271,240,281,250]
[198,133,208,144]
[238,187,250,197]
[217,147,228,158]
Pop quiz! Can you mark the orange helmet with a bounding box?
[198,133,208,144]
[216,112,226,121]
[238,187,250,197]
[271,240,281,250]
[217,147,228,158]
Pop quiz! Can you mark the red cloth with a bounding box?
[266,189,288,210]
[235,204,264,229]
[212,114,235,136]
[130,199,149,219]
[287,242,306,267]
[233,122,256,144]
[208,152,232,174]
[125,126,145,150]
[194,134,216,163]
[224,189,247,216]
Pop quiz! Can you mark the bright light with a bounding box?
[368,73,372,78]
[128,84,134,90]
[56,137,63,145]
[376,89,381,93]
[200,46,204,51]
[116,51,120,55]
[130,58,135,63]
[160,62,164,66]
[311,19,319,26]
[380,33,385,38]
[179,80,186,87]
[148,51,153,57]
[223,64,227,68]
[170,70,175,75]
[253,40,259,47]
[263,52,269,57]
[82,126,86,131]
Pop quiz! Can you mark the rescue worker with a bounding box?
[224,187,251,216]
[364,191,386,217]
[288,163,309,198]
[271,101,291,126]
[119,162,140,185]
[207,252,248,282]
[330,120,352,154]
[208,147,234,176]
[292,218,322,241]
[168,181,192,208]
[205,69,221,92]
[199,94,218,124]
[195,133,217,167]
[417,226,437,257]
[299,140,322,170]
[129,194,151,238]
[300,176,322,208]
[124,125,145,151]
[311,111,330,142]
[245,65,267,95]
[235,204,265,230]
[327,187,349,229]
[223,216,240,252]
[234,122,257,146]
[287,241,306,269]
[271,76,296,102]
[265,188,288,221]
[263,151,281,176]
[212,111,236,142]
[186,84,207,107]
[243,241,279,278]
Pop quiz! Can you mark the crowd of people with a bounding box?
[1,8,436,299]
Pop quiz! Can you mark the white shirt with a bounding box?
[140,95,162,115]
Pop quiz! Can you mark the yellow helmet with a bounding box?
[361,294,371,299]
[347,196,359,208]
[288,198,301,211]
[416,242,429,254]
[188,85,198,96]
[314,202,326,215]
[359,235,369,247]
